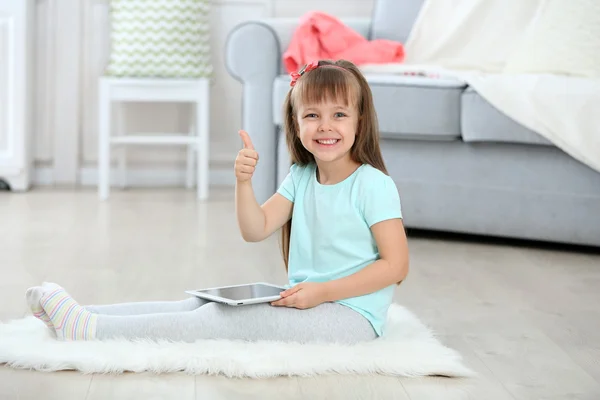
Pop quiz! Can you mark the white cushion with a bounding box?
[106,0,212,78]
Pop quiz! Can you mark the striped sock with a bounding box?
[40,287,98,341]
[25,282,61,328]
[26,286,53,328]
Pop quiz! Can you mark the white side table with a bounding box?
[97,77,210,200]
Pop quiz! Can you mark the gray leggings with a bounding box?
[85,297,377,344]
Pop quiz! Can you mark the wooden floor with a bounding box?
[1,187,599,400]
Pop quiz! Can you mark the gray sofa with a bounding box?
[225,0,600,247]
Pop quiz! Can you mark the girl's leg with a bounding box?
[84,297,208,316]
[27,282,208,318]
[39,285,377,344]
[99,302,377,344]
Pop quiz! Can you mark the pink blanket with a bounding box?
[283,11,405,74]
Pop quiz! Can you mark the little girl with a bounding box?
[25,59,409,344]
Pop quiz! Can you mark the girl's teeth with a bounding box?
[318,139,338,145]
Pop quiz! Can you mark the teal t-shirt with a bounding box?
[276,162,403,336]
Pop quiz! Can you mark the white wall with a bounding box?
[33,0,374,188]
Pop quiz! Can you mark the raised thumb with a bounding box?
[239,130,255,150]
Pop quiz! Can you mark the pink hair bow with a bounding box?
[290,61,319,87]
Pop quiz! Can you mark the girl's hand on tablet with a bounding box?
[271,282,328,310]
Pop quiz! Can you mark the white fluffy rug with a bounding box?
[0,304,473,378]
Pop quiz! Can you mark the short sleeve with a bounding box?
[276,164,298,202]
[362,174,402,227]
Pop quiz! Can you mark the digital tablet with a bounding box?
[185,282,287,306]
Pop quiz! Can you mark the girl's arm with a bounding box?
[235,130,293,242]
[235,181,293,242]
[322,218,409,301]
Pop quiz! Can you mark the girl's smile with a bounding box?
[314,138,340,147]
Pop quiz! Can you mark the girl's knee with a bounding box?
[195,301,261,319]
[185,297,208,309]
[194,301,225,315]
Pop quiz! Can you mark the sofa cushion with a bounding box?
[272,74,466,141]
[461,87,552,146]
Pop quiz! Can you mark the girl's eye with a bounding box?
[335,112,346,118]
[305,113,317,118]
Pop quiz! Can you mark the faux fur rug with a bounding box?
[0,304,473,378]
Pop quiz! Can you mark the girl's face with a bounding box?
[296,100,359,164]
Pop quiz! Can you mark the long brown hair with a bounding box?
[280,59,388,270]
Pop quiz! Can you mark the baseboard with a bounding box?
[33,165,235,187]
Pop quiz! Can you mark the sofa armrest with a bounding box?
[225,18,372,204]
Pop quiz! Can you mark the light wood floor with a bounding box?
[1,187,599,400]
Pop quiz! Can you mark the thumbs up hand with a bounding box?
[235,130,259,182]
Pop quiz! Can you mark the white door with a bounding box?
[0,0,33,191]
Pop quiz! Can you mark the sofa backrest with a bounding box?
[370,0,424,43]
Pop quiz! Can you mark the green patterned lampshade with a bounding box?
[106,0,212,78]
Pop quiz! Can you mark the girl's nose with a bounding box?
[318,120,333,132]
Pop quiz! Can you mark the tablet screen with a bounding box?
[197,284,284,301]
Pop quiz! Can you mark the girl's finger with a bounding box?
[241,157,257,167]
[281,286,302,298]
[241,149,259,160]
[272,293,296,307]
